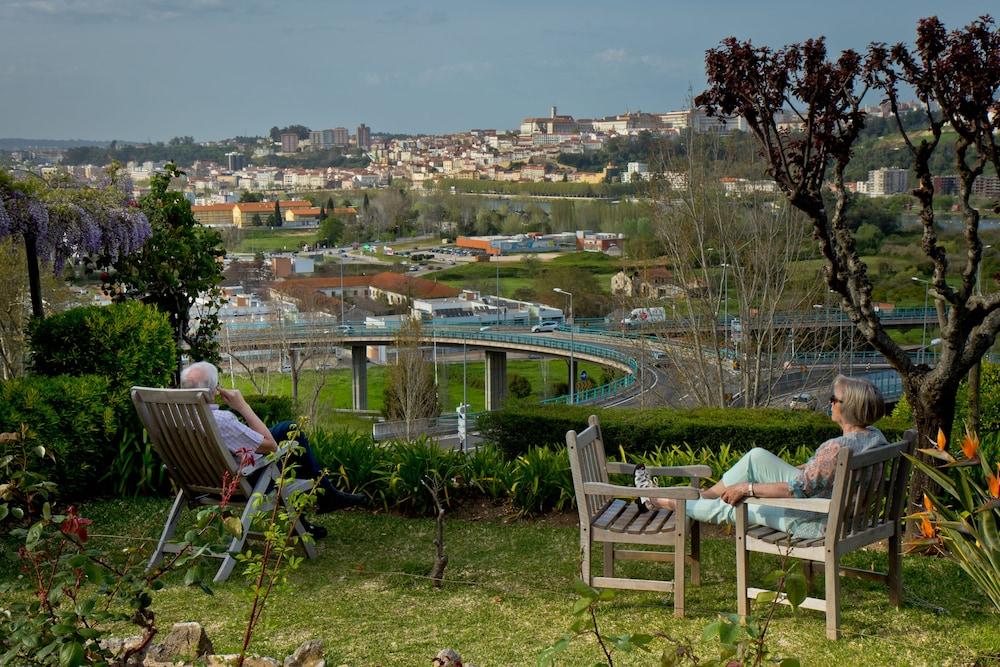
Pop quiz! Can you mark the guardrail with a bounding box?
[221,322,640,407]
[372,412,481,441]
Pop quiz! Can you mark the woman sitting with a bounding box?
[642,375,886,539]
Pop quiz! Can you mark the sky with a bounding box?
[0,1,996,142]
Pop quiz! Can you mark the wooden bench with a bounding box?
[567,415,711,617]
[736,430,916,639]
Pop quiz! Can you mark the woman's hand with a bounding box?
[721,482,751,506]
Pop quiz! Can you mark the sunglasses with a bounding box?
[829,395,843,405]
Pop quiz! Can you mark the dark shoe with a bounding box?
[317,487,368,514]
[300,518,328,539]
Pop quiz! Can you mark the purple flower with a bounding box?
[0,198,11,237]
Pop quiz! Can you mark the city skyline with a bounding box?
[0,1,995,142]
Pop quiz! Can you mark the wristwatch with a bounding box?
[748,482,755,498]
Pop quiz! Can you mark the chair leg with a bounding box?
[735,503,750,620]
[603,542,614,578]
[147,490,184,573]
[674,501,687,618]
[825,551,841,640]
[581,528,593,585]
[215,472,273,583]
[689,520,701,586]
[888,532,902,606]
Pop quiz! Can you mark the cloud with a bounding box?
[417,61,493,84]
[595,48,628,64]
[377,6,448,26]
[2,0,264,21]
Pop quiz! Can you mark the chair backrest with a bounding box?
[131,386,254,500]
[566,415,611,524]
[826,430,916,542]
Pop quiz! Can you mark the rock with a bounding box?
[283,640,325,667]
[146,622,213,664]
[432,648,463,667]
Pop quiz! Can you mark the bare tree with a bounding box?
[650,133,823,407]
[696,17,1000,506]
[383,318,440,440]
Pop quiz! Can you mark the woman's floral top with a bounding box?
[789,427,888,498]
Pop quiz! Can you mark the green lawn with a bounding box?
[228,358,613,427]
[230,228,319,254]
[6,497,997,666]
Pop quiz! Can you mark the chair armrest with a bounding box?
[583,482,700,500]
[744,497,831,513]
[605,462,713,478]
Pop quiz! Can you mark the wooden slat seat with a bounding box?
[568,415,711,617]
[132,386,318,583]
[736,430,916,640]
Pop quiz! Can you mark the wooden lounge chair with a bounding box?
[131,386,317,583]
[735,430,916,639]
[567,414,711,617]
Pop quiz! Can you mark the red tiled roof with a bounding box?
[273,276,372,290]
[370,272,460,299]
[235,200,312,213]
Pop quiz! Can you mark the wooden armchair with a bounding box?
[566,415,711,617]
[735,430,916,639]
[131,386,317,583]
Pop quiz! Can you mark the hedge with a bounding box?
[243,394,297,426]
[477,405,848,459]
[0,374,119,499]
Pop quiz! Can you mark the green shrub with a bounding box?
[26,302,176,496]
[509,446,574,516]
[465,445,515,501]
[244,394,297,425]
[29,302,175,389]
[0,374,118,499]
[891,361,1000,438]
[309,428,390,499]
[478,405,841,459]
[381,437,467,515]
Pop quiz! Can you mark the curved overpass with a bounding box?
[221,323,639,409]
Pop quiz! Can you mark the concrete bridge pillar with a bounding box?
[485,350,508,410]
[351,345,367,411]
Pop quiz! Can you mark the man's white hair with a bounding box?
[180,361,219,391]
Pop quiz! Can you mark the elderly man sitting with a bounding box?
[180,361,366,538]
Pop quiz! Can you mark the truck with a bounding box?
[621,307,667,327]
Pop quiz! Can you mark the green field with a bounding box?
[230,228,319,254]
[227,358,614,428]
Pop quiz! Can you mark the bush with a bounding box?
[29,302,175,390]
[478,405,842,459]
[310,428,390,498]
[381,437,467,515]
[508,374,532,399]
[0,374,118,499]
[509,446,574,516]
[244,394,297,425]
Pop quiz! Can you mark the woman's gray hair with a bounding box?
[834,374,885,427]
[179,361,219,391]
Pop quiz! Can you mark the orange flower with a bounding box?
[989,466,1000,499]
[936,428,947,451]
[923,493,934,513]
[961,431,980,460]
[919,516,936,539]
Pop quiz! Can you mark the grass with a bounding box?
[228,358,612,427]
[230,228,318,254]
[5,497,997,666]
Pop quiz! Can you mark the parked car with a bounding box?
[789,392,816,411]
[531,321,559,333]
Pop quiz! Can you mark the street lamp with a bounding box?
[495,247,502,325]
[553,287,574,405]
[912,276,930,364]
[721,262,731,354]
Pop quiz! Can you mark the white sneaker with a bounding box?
[634,464,657,512]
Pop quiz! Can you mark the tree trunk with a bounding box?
[905,371,960,530]
[968,362,981,434]
[23,235,43,319]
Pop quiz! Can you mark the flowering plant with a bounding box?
[905,427,1000,611]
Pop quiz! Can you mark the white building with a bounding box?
[867,167,909,196]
